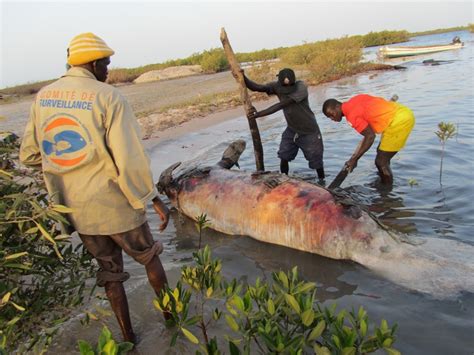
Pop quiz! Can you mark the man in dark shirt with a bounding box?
[243,68,325,181]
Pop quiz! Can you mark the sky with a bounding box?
[0,0,472,88]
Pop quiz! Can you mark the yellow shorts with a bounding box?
[380,104,415,152]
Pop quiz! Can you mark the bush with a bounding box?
[107,69,140,85]
[0,134,96,353]
[359,30,410,47]
[246,61,277,84]
[200,49,229,73]
[154,243,399,354]
[308,37,363,82]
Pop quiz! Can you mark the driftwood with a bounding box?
[220,28,265,171]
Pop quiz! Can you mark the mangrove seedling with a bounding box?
[195,213,212,249]
[408,178,418,187]
[78,326,134,355]
[435,122,456,183]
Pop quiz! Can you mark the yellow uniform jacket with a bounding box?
[20,67,157,235]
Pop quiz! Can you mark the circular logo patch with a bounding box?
[40,114,93,171]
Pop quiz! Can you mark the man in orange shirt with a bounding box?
[322,94,415,184]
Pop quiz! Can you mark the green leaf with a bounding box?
[117,342,135,354]
[360,319,367,337]
[153,298,162,311]
[229,340,241,355]
[52,204,74,213]
[267,299,275,315]
[342,347,356,355]
[4,252,28,260]
[308,320,326,341]
[225,314,239,332]
[1,292,11,304]
[294,282,316,294]
[231,295,245,312]
[278,271,289,289]
[78,340,93,354]
[6,316,21,326]
[284,293,301,314]
[301,309,315,327]
[98,326,112,350]
[102,339,118,355]
[181,327,199,344]
[35,221,57,245]
[313,344,331,355]
[385,348,401,355]
[332,335,341,349]
[10,302,25,312]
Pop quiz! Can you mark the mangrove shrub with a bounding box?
[154,245,399,354]
[0,134,96,353]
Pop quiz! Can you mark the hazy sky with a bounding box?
[0,0,472,88]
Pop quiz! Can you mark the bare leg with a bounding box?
[375,149,397,185]
[145,255,168,296]
[104,281,136,343]
[280,159,289,175]
[316,167,325,180]
[145,255,171,320]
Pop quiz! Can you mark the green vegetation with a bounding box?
[0,134,96,353]
[236,47,287,63]
[435,122,456,184]
[78,326,133,355]
[154,241,399,354]
[195,213,211,249]
[283,36,363,83]
[1,29,415,96]
[354,30,409,47]
[410,25,469,37]
[469,23,474,33]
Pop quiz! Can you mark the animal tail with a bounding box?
[217,139,246,169]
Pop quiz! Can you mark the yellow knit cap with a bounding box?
[67,32,115,66]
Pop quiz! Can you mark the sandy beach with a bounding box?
[1,70,275,139]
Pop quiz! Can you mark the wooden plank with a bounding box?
[220,27,265,171]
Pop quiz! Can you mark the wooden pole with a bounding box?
[220,28,265,172]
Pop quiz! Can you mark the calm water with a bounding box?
[51,31,473,354]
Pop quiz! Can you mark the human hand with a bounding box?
[232,68,244,79]
[247,106,260,120]
[344,158,358,173]
[152,197,170,232]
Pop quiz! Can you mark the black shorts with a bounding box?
[277,127,324,169]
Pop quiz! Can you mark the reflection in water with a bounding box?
[346,182,419,234]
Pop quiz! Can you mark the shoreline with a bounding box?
[142,64,401,150]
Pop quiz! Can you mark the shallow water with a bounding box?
[50,31,473,354]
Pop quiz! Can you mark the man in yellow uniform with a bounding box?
[322,94,415,184]
[20,33,169,344]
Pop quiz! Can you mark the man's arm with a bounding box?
[345,126,376,172]
[242,73,274,94]
[104,92,169,230]
[19,103,42,167]
[247,98,294,119]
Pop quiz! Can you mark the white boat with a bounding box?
[378,41,464,59]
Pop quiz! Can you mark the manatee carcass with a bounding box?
[158,140,474,297]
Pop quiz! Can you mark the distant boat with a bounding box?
[378,37,464,58]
